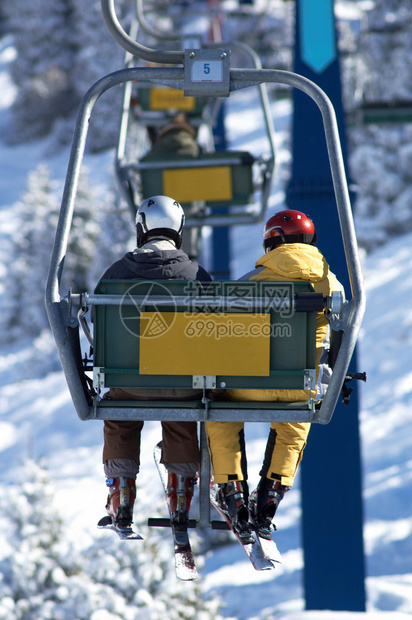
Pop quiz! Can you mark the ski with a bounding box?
[209,482,275,571]
[255,531,283,564]
[97,515,143,540]
[170,529,198,581]
[248,513,283,564]
[152,444,199,581]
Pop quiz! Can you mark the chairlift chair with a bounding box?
[115,11,276,227]
[45,0,366,530]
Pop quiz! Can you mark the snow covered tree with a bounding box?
[0,163,104,345]
[89,186,136,285]
[0,460,67,619]
[4,0,131,149]
[1,163,60,343]
[69,0,130,152]
[0,459,223,619]
[357,2,412,104]
[4,0,78,143]
[61,165,101,294]
[223,0,293,70]
[346,2,412,249]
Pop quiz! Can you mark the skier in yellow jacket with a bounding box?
[206,209,344,541]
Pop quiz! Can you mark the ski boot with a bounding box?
[217,480,255,544]
[105,477,136,528]
[166,472,196,531]
[249,477,289,540]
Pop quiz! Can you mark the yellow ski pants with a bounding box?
[205,421,310,487]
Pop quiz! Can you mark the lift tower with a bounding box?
[286,0,366,611]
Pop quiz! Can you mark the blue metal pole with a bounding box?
[286,0,366,611]
[211,101,231,279]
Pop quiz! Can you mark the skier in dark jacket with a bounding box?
[100,195,211,532]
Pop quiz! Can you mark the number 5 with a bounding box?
[204,63,210,75]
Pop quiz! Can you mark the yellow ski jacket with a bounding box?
[225,242,344,402]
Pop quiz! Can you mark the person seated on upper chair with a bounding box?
[148,112,202,157]
[143,113,205,261]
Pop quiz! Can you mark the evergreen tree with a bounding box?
[347,2,412,249]
[1,163,60,343]
[0,460,223,619]
[0,163,104,344]
[61,166,101,294]
[0,460,66,619]
[69,0,130,152]
[358,2,412,103]
[90,185,136,285]
[4,0,131,148]
[4,0,78,142]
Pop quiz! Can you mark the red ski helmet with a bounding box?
[263,209,317,252]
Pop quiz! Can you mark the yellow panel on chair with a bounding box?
[139,312,270,376]
[163,166,233,203]
[149,87,196,111]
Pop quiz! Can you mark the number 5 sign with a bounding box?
[184,49,230,97]
[192,60,223,82]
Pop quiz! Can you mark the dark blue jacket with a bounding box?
[100,244,211,284]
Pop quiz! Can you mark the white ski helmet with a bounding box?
[135,195,185,248]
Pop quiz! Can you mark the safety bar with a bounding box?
[134,155,255,169]
[81,291,336,314]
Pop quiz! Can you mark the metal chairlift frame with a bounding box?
[45,0,366,529]
[115,13,220,220]
[115,24,276,226]
[115,49,221,222]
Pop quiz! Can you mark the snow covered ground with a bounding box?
[1,29,412,619]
